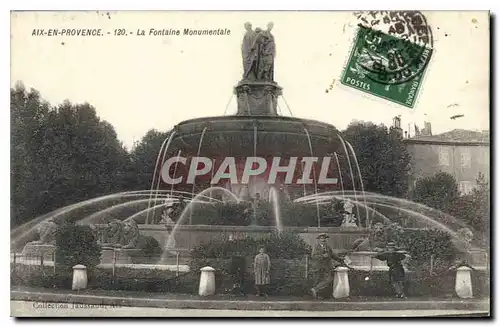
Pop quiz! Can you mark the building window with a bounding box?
[479,149,490,165]
[459,181,473,195]
[439,147,450,166]
[460,149,471,168]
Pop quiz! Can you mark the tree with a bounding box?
[448,173,490,234]
[412,172,490,237]
[128,129,171,191]
[11,83,131,226]
[342,121,411,197]
[411,172,459,212]
[11,83,51,225]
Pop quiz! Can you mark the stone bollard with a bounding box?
[333,266,350,299]
[72,264,88,291]
[199,266,216,296]
[455,266,473,299]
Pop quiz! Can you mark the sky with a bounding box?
[10,11,490,149]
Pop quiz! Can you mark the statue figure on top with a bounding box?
[241,22,276,82]
[242,22,257,79]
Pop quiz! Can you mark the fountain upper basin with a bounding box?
[167,115,342,157]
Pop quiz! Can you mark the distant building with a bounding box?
[403,125,490,195]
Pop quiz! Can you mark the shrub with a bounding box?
[399,228,456,273]
[55,223,101,271]
[188,232,312,295]
[190,231,311,262]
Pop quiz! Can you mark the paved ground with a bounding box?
[10,301,489,317]
[11,286,490,317]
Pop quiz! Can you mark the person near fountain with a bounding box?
[373,242,407,298]
[310,233,348,299]
[253,246,271,297]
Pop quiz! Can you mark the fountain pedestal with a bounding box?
[333,266,350,298]
[199,266,216,296]
[72,264,88,290]
[234,81,282,116]
[455,266,473,298]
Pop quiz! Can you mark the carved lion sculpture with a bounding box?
[351,222,388,251]
[103,219,125,247]
[121,220,140,249]
[123,219,162,262]
[33,219,58,245]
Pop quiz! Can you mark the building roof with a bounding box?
[404,129,490,146]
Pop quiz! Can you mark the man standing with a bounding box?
[310,233,347,299]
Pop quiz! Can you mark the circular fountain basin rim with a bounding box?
[174,115,339,131]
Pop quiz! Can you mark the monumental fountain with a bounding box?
[11,22,488,273]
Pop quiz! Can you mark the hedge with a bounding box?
[10,264,183,292]
[190,231,312,261]
[390,228,457,272]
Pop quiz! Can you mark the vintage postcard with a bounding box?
[10,11,490,317]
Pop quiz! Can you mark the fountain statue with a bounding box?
[160,206,178,258]
[102,219,125,248]
[340,199,358,228]
[242,22,257,79]
[236,21,281,115]
[159,206,176,228]
[351,222,388,251]
[99,218,161,264]
[21,218,59,258]
[31,218,58,245]
[121,220,140,249]
[242,22,275,81]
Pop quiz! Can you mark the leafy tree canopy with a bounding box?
[341,121,411,197]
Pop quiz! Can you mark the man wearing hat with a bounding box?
[373,242,408,298]
[310,233,347,299]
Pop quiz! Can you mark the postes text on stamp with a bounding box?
[341,11,434,108]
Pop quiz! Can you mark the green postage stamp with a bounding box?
[341,12,434,108]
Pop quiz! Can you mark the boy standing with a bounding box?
[254,246,271,296]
